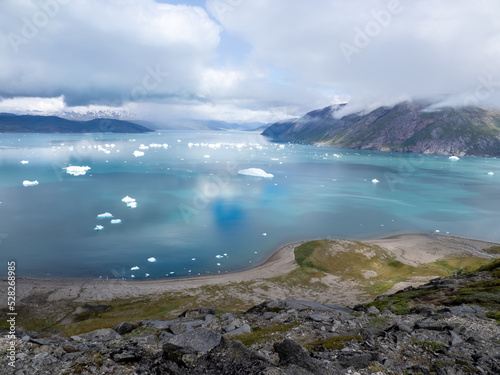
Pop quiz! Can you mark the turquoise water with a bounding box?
[1,131,499,279]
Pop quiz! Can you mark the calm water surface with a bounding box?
[1,131,499,279]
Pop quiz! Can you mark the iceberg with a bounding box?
[110,219,122,224]
[238,168,274,178]
[372,179,379,183]
[133,150,145,157]
[147,257,156,262]
[94,225,104,231]
[122,196,136,203]
[65,166,91,176]
[97,212,114,219]
[131,266,140,271]
[215,255,223,259]
[23,180,39,187]
[488,172,494,175]
[126,201,137,208]
[449,156,460,161]
[21,160,29,164]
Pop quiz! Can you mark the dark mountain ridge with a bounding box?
[0,113,152,133]
[262,102,500,156]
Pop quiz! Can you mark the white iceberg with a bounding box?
[65,166,91,176]
[372,179,379,183]
[133,150,145,157]
[449,156,460,161]
[94,225,104,231]
[23,180,39,187]
[97,212,114,219]
[488,172,494,175]
[122,196,136,203]
[110,219,122,224]
[238,168,274,178]
[131,266,140,271]
[215,255,223,259]
[147,257,156,262]
[21,160,29,164]
[145,273,150,278]
[126,201,137,208]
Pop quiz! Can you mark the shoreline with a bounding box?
[7,233,499,303]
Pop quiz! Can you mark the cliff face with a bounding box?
[262,102,500,156]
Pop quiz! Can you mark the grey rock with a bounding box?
[221,313,236,321]
[367,306,380,315]
[225,324,251,336]
[72,328,122,342]
[142,319,175,330]
[262,312,278,320]
[447,304,486,318]
[397,324,412,334]
[337,351,372,369]
[170,322,194,335]
[167,327,222,354]
[114,321,135,335]
[449,331,463,346]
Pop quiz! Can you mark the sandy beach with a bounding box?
[6,234,499,306]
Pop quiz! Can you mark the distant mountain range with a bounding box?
[0,113,152,133]
[262,102,500,156]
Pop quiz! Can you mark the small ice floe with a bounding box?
[139,144,149,150]
[449,156,460,161]
[262,233,267,236]
[372,179,379,183]
[223,253,228,257]
[145,273,150,278]
[333,154,341,158]
[122,196,137,208]
[216,263,221,266]
[238,168,274,178]
[65,166,91,176]
[21,160,29,164]
[147,257,156,263]
[488,172,494,175]
[133,150,145,157]
[203,155,210,158]
[97,212,114,219]
[22,180,39,187]
[169,271,175,274]
[94,225,104,231]
[435,230,440,233]
[131,266,140,271]
[110,219,122,224]
[215,255,223,259]
[191,258,196,261]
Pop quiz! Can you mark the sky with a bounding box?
[1,0,500,125]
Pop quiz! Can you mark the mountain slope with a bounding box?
[262,102,500,156]
[0,114,152,133]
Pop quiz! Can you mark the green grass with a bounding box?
[231,322,301,346]
[304,335,365,352]
[483,246,500,254]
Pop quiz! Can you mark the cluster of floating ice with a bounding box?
[133,150,145,157]
[23,180,39,187]
[21,160,29,164]
[449,156,460,161]
[94,225,104,231]
[122,196,137,208]
[488,172,494,175]
[65,166,91,176]
[238,168,274,178]
[372,179,379,183]
[148,257,156,262]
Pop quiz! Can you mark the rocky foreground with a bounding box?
[2,262,499,374]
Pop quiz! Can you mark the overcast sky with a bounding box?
[1,0,499,124]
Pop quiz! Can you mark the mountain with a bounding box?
[0,114,152,133]
[262,102,500,156]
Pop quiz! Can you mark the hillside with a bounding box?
[262,102,500,156]
[0,113,152,133]
[1,251,499,374]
